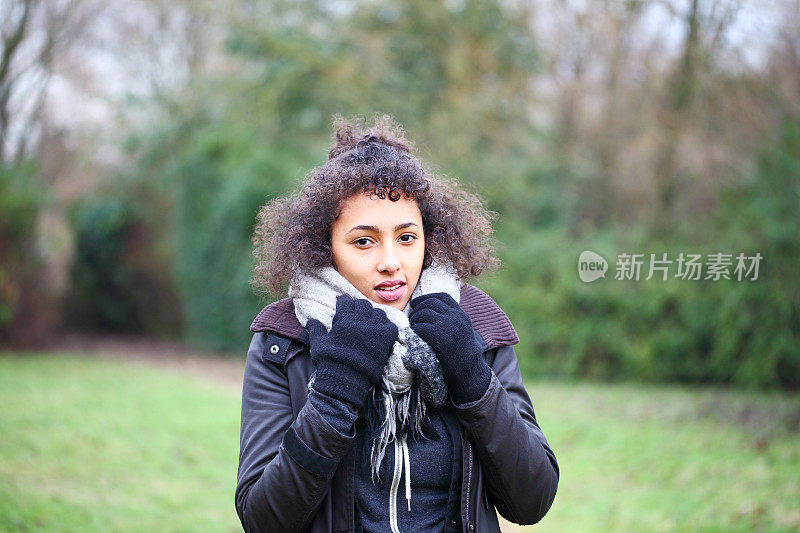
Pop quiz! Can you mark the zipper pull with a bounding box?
[402,436,411,510]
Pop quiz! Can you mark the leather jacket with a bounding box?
[235,284,559,532]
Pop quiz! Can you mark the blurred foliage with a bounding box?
[127,109,322,351]
[7,0,793,388]
[707,119,800,388]
[65,195,182,337]
[0,161,48,346]
[482,118,800,389]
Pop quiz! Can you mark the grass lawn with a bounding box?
[1,352,798,532]
[513,381,800,533]
[0,353,242,533]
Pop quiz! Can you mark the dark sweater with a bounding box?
[308,389,463,532]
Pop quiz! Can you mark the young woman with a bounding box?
[235,115,559,533]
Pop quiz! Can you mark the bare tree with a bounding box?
[0,0,104,164]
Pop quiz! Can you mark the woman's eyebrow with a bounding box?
[346,222,419,234]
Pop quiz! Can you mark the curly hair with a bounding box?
[251,113,500,298]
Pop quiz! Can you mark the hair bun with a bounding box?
[356,135,381,149]
[327,114,413,160]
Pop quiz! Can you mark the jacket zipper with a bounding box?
[463,429,473,532]
[389,437,403,533]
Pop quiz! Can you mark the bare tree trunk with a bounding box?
[595,0,644,227]
[0,0,34,164]
[0,0,98,165]
[652,0,700,234]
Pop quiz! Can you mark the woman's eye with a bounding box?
[353,235,415,247]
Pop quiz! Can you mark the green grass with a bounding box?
[514,382,800,533]
[1,353,799,532]
[0,353,242,532]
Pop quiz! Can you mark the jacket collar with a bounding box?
[250,283,519,350]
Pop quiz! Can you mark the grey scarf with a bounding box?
[288,260,460,486]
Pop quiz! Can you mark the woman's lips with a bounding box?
[374,282,405,302]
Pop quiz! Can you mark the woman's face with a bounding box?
[330,192,425,311]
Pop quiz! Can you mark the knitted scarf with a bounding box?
[288,260,460,482]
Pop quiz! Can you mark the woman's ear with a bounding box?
[422,250,433,269]
[329,249,338,272]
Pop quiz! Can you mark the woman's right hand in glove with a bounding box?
[305,294,399,411]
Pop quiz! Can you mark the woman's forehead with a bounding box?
[335,193,422,231]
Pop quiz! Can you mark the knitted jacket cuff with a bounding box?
[447,359,492,405]
[307,389,359,437]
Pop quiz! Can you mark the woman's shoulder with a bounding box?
[250,297,304,339]
[459,283,519,349]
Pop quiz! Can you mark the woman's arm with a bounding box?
[235,332,356,533]
[451,344,559,525]
[409,292,559,524]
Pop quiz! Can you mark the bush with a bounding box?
[480,120,800,389]
[128,110,320,352]
[65,196,182,337]
[0,162,49,346]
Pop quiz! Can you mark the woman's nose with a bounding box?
[378,244,401,273]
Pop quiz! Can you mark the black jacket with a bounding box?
[235,284,559,532]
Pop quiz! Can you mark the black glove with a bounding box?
[306,294,399,410]
[409,292,491,404]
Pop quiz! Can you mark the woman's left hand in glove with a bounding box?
[409,292,492,404]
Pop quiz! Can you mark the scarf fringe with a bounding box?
[363,377,439,483]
